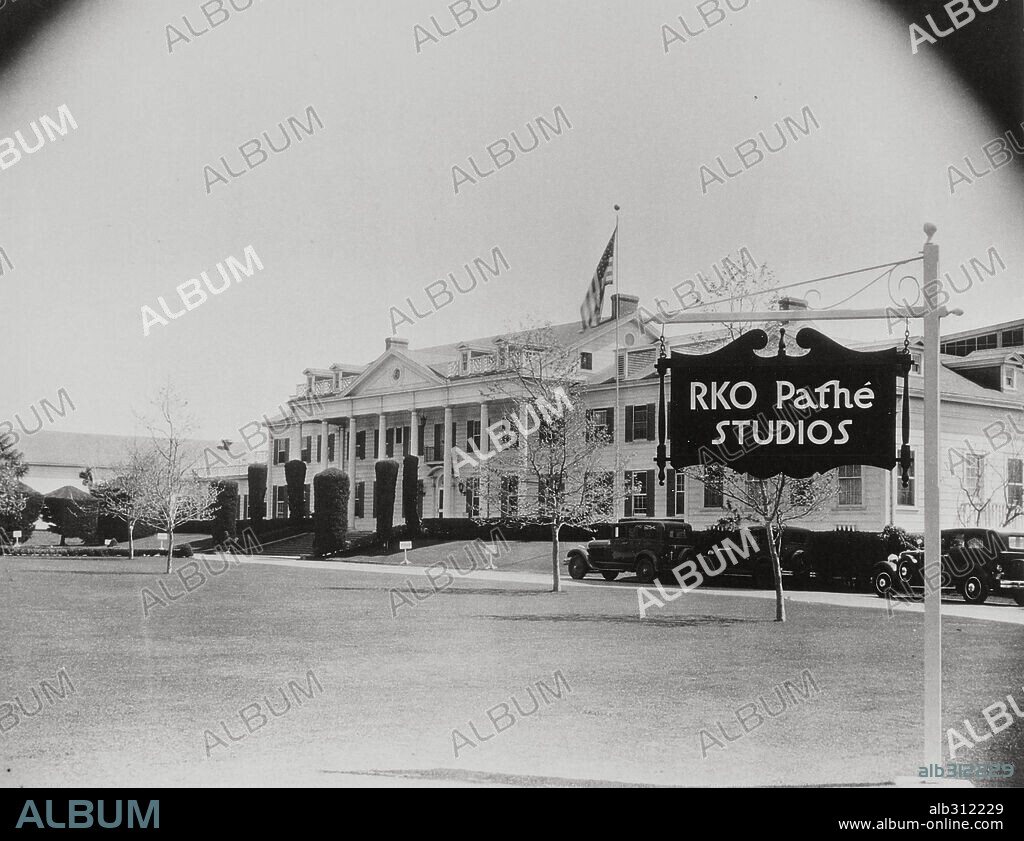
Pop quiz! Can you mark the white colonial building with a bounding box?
[242,295,1024,534]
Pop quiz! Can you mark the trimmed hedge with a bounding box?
[211,481,239,546]
[248,463,268,524]
[0,486,44,543]
[402,456,420,536]
[285,460,307,524]
[375,461,399,544]
[313,470,349,558]
[2,544,194,558]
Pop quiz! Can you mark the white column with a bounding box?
[922,231,943,769]
[378,413,387,460]
[442,405,453,518]
[347,415,357,526]
[520,403,530,472]
[410,410,419,458]
[265,432,275,520]
[320,420,329,468]
[479,403,490,516]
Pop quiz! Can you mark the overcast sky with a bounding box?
[2,0,1022,440]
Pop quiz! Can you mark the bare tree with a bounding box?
[952,444,1024,529]
[689,467,839,621]
[463,324,627,592]
[87,446,160,559]
[137,383,217,572]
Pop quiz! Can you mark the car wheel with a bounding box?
[1013,590,1024,607]
[567,555,588,580]
[601,571,619,582]
[961,575,990,605]
[635,557,657,584]
[897,560,914,583]
[873,569,894,598]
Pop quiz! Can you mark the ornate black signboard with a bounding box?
[655,328,913,481]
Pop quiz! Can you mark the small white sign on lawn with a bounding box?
[399,541,412,550]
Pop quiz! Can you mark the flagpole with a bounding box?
[613,204,622,518]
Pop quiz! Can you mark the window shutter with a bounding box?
[419,421,426,456]
[403,426,411,456]
[434,424,442,454]
[370,481,376,518]
[646,470,656,515]
[606,407,615,441]
[624,472,633,517]
[386,428,394,457]
[646,404,656,441]
[625,406,634,443]
[283,439,290,461]
[452,422,458,451]
[374,429,380,460]
[356,431,365,460]
[316,435,322,463]
[666,468,676,517]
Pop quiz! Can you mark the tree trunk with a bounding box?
[765,521,786,622]
[128,523,135,560]
[551,522,562,593]
[166,525,175,575]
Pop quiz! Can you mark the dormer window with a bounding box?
[460,350,470,375]
[910,353,922,376]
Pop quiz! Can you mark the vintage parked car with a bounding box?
[679,525,816,589]
[872,528,1024,605]
[565,519,695,583]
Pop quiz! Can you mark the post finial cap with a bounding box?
[924,223,937,243]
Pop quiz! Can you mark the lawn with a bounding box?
[0,553,1020,788]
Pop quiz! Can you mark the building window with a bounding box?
[580,352,593,371]
[240,493,249,520]
[467,420,481,450]
[837,465,863,506]
[500,475,518,518]
[354,482,365,519]
[964,454,985,497]
[301,436,312,463]
[977,333,998,351]
[1004,368,1017,390]
[1008,458,1023,509]
[274,439,289,465]
[897,450,915,507]
[587,407,614,442]
[910,353,922,375]
[703,466,723,508]
[674,471,686,516]
[356,431,366,460]
[626,404,654,442]
[1002,328,1024,348]
[464,477,480,517]
[274,486,288,519]
[626,470,649,516]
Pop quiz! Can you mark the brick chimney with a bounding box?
[611,294,639,319]
[386,337,410,352]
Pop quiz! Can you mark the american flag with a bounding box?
[580,228,617,329]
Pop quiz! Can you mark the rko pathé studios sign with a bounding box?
[655,328,911,480]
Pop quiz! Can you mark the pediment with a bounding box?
[344,351,443,397]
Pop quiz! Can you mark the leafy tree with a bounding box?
[0,435,28,542]
[313,469,349,557]
[284,460,307,525]
[375,460,399,545]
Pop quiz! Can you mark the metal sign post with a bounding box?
[399,540,413,565]
[654,226,958,769]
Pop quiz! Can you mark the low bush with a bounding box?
[2,544,196,558]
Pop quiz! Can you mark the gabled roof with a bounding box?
[17,431,248,471]
[342,348,446,394]
[945,349,1024,368]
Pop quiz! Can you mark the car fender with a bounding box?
[566,547,590,568]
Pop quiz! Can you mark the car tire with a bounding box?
[961,575,990,605]
[635,557,657,584]
[873,569,894,599]
[567,555,588,580]
[1013,590,1024,607]
[601,571,619,582]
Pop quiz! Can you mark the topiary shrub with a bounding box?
[211,480,239,546]
[284,460,307,526]
[248,464,268,527]
[0,483,44,543]
[374,460,399,545]
[402,456,420,536]
[45,496,100,545]
[313,469,349,558]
